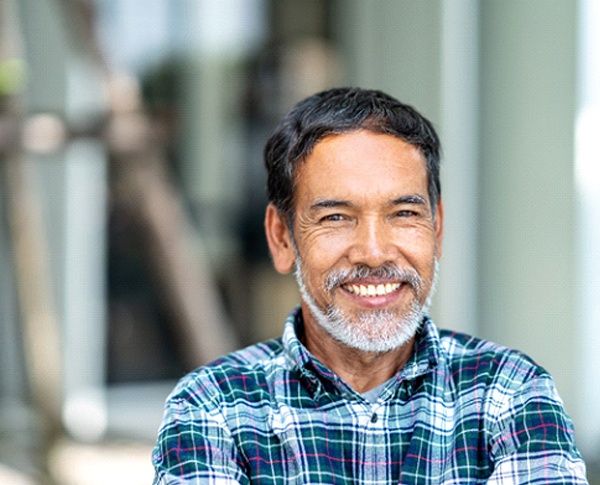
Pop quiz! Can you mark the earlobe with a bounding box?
[264,204,296,274]
[435,199,444,259]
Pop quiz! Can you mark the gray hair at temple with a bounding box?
[264,87,442,226]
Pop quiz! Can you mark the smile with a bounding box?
[342,282,402,297]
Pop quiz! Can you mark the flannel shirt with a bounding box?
[153,307,588,484]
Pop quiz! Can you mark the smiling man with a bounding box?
[153,88,588,484]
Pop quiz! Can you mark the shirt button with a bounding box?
[370,412,378,423]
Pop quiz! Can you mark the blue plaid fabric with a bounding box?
[153,307,587,484]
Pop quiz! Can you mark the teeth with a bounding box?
[344,282,401,297]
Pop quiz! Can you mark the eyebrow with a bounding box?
[309,199,352,211]
[391,194,428,206]
[309,194,428,212]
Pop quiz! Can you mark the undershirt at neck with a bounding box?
[361,377,395,403]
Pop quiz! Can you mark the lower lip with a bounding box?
[340,283,407,308]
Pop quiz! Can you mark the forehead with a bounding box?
[295,131,428,202]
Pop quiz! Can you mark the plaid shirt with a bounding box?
[153,308,587,484]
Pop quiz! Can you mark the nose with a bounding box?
[348,217,398,268]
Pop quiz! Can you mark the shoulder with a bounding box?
[434,328,575,444]
[166,338,286,408]
[437,328,549,396]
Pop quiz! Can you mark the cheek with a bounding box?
[297,230,350,266]
[397,227,437,253]
[390,234,439,281]
[300,252,337,284]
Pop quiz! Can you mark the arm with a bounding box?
[152,396,248,485]
[487,375,588,484]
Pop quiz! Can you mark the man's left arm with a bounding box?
[487,374,588,484]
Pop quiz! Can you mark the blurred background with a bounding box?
[0,0,599,483]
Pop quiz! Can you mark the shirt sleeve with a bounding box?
[152,393,249,485]
[487,374,588,484]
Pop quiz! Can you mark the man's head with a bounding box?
[264,87,441,227]
[264,88,443,355]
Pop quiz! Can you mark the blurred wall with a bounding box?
[478,0,578,421]
[1,0,596,479]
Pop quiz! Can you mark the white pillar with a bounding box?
[576,0,600,458]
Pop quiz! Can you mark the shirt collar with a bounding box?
[282,306,441,395]
[398,316,441,380]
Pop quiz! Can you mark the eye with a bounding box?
[395,210,418,218]
[320,213,346,222]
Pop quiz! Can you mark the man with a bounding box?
[153,87,588,483]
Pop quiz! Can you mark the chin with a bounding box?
[306,299,424,354]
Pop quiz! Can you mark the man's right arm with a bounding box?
[152,395,248,484]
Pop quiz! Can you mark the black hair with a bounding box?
[264,87,441,224]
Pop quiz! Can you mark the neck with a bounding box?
[302,319,415,393]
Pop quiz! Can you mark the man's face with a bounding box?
[267,130,443,353]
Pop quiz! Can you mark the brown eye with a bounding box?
[321,214,345,222]
[395,210,418,218]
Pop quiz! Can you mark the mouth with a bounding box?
[342,282,402,297]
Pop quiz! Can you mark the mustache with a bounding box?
[323,263,424,293]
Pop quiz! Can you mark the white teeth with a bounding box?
[344,282,401,297]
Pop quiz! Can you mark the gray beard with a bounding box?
[294,259,439,354]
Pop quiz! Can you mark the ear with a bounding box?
[434,198,444,260]
[264,203,296,274]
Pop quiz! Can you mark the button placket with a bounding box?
[359,403,387,483]
[367,403,385,429]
